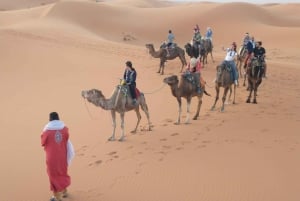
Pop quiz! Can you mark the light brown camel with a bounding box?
[211,62,236,112]
[246,56,264,104]
[81,85,151,141]
[163,74,210,124]
[145,43,187,75]
[236,45,248,85]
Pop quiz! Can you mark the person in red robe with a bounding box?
[41,112,71,201]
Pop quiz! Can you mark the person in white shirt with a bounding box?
[222,42,239,85]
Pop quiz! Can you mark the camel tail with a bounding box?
[204,90,211,96]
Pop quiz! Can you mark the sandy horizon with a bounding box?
[0,0,299,201]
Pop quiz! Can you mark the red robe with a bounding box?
[41,127,71,192]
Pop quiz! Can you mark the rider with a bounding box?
[244,35,254,68]
[185,57,203,94]
[123,61,137,105]
[253,41,267,77]
[192,25,202,54]
[205,27,213,42]
[222,42,238,85]
[239,32,251,56]
[166,29,175,56]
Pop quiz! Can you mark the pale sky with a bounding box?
[171,0,300,3]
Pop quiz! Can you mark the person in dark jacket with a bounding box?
[123,61,137,105]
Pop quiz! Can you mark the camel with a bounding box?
[163,74,210,124]
[81,85,151,141]
[236,45,248,85]
[201,39,214,65]
[211,62,236,112]
[246,56,264,104]
[145,43,187,75]
[184,39,214,68]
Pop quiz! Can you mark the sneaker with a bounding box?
[50,196,60,201]
[234,80,238,85]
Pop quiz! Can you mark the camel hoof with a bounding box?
[253,101,257,104]
[174,122,180,125]
[130,130,137,134]
[108,137,115,141]
[118,137,125,142]
[246,99,251,103]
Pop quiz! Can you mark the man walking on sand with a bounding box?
[41,112,74,201]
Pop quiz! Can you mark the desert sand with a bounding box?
[0,0,300,201]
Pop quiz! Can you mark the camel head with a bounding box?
[81,89,104,103]
[145,43,153,48]
[163,75,179,86]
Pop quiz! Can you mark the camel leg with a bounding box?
[132,107,142,133]
[175,97,182,125]
[193,95,202,120]
[246,82,253,103]
[160,60,165,75]
[119,112,125,141]
[140,97,152,131]
[108,111,117,141]
[227,86,232,102]
[211,85,219,111]
[221,87,229,112]
[185,98,192,124]
[210,52,215,63]
[243,73,247,87]
[232,84,236,104]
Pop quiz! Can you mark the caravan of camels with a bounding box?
[83,27,266,141]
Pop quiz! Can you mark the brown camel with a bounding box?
[246,56,264,104]
[163,74,210,124]
[145,43,187,75]
[81,85,151,141]
[211,62,236,112]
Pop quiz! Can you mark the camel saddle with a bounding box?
[118,84,141,99]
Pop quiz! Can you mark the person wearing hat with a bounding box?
[221,42,239,85]
[41,112,73,201]
[192,25,202,51]
[123,61,137,105]
[185,57,204,94]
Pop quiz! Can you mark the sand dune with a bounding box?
[0,0,300,201]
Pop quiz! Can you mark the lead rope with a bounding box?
[143,83,167,94]
[83,99,94,119]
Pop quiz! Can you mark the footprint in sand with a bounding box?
[160,138,167,141]
[171,133,179,136]
[77,145,88,156]
[88,160,102,166]
[108,151,117,156]
[175,147,184,150]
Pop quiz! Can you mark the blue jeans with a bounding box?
[223,60,238,81]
